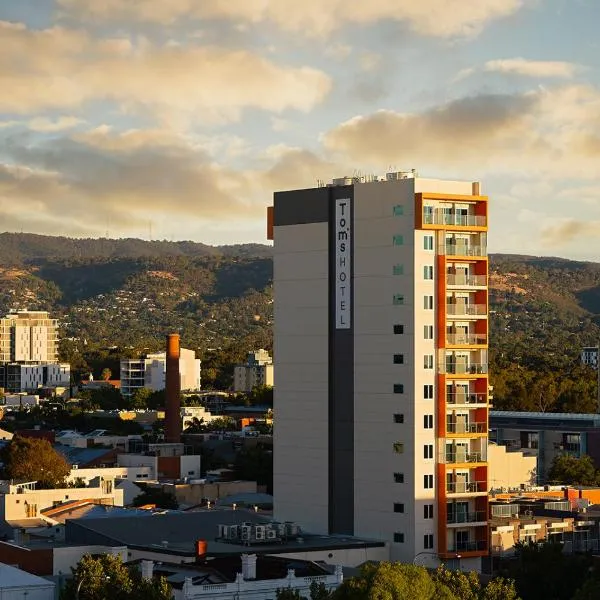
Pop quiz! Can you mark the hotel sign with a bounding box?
[335,198,351,329]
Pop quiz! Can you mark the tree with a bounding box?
[310,581,334,600]
[60,554,173,600]
[1,436,70,488]
[547,454,598,486]
[434,566,480,600]
[480,577,520,600]
[101,368,112,381]
[130,387,153,410]
[233,443,273,494]
[276,590,305,600]
[132,486,179,509]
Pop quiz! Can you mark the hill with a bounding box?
[0,233,598,408]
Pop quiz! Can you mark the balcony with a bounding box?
[447,540,487,553]
[446,392,488,405]
[443,361,488,375]
[446,481,487,494]
[447,274,487,288]
[446,333,487,346]
[443,451,486,464]
[446,303,487,317]
[446,422,487,435]
[444,245,487,257]
[423,210,486,228]
[447,511,487,525]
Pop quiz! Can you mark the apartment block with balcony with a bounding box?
[0,310,58,364]
[233,349,274,393]
[268,172,490,572]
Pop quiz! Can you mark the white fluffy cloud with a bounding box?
[484,58,583,78]
[0,21,331,122]
[57,0,527,38]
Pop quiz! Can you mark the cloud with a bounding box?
[484,58,583,78]
[0,21,331,122]
[27,116,85,132]
[540,219,600,246]
[57,0,528,38]
[322,84,600,179]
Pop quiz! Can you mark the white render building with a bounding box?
[120,349,201,397]
[0,362,70,393]
[0,310,58,363]
[267,172,490,571]
[233,350,274,393]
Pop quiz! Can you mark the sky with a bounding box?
[1,0,600,259]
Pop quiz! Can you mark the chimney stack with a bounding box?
[165,333,181,443]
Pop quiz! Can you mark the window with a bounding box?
[394,413,404,423]
[424,265,434,279]
[424,295,434,309]
[393,205,404,216]
[424,235,434,250]
[424,415,433,429]
[393,442,404,454]
[394,384,404,394]
[393,264,404,275]
[394,503,405,513]
[424,325,434,339]
[393,235,404,245]
[424,474,434,489]
[424,444,434,459]
[394,532,405,543]
[394,472,405,483]
[393,354,404,364]
[424,384,434,399]
[424,534,434,549]
[424,354,434,369]
[424,504,434,519]
[393,295,405,305]
[394,324,404,334]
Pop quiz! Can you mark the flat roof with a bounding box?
[490,411,600,430]
[66,509,384,556]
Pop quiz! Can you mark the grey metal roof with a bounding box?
[0,563,56,589]
[490,411,600,430]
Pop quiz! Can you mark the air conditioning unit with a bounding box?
[228,526,239,539]
[241,526,252,540]
[255,526,265,540]
[267,529,277,540]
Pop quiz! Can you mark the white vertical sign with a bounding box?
[335,198,351,329]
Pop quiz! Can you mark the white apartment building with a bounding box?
[120,349,201,396]
[233,350,274,393]
[0,311,58,363]
[268,172,490,571]
[0,363,70,393]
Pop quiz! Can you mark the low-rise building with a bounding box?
[233,350,273,393]
[0,562,55,599]
[0,363,70,393]
[488,442,537,492]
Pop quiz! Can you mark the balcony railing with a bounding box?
[443,362,488,375]
[446,422,487,434]
[423,211,487,228]
[447,274,487,287]
[443,451,487,464]
[446,303,487,317]
[444,245,487,257]
[446,333,487,346]
[447,511,487,524]
[446,393,488,405]
[446,481,487,494]
[447,540,487,552]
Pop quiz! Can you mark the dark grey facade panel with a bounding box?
[273,187,331,226]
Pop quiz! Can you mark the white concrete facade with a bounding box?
[0,311,58,364]
[272,174,490,570]
[234,350,274,393]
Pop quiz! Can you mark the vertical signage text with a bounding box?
[335,199,351,329]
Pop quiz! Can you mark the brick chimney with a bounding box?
[165,333,181,443]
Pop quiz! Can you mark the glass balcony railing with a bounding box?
[446,393,488,405]
[446,422,487,434]
[446,481,487,494]
[447,274,487,287]
[443,362,488,375]
[447,540,488,552]
[444,245,487,257]
[443,451,487,464]
[446,334,487,346]
[447,511,487,524]
[446,304,487,316]
[423,211,487,228]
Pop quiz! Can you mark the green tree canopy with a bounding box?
[547,454,599,486]
[1,435,70,488]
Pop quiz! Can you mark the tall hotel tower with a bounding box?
[267,172,489,571]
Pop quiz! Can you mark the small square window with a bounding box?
[424,265,434,280]
[393,235,404,246]
[393,264,404,276]
[424,325,434,339]
[424,354,434,369]
[393,354,404,364]
[423,415,433,429]
[424,504,434,519]
[424,534,434,549]
[424,235,434,250]
[394,472,404,483]
[393,294,405,305]
[394,532,405,543]
[393,442,404,454]
[394,413,404,423]
[424,474,434,489]
[424,444,433,459]
[394,503,405,513]
[424,384,434,399]
[394,384,404,394]
[394,325,404,334]
[424,295,434,310]
[393,205,404,216]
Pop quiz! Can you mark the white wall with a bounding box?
[67,466,154,486]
